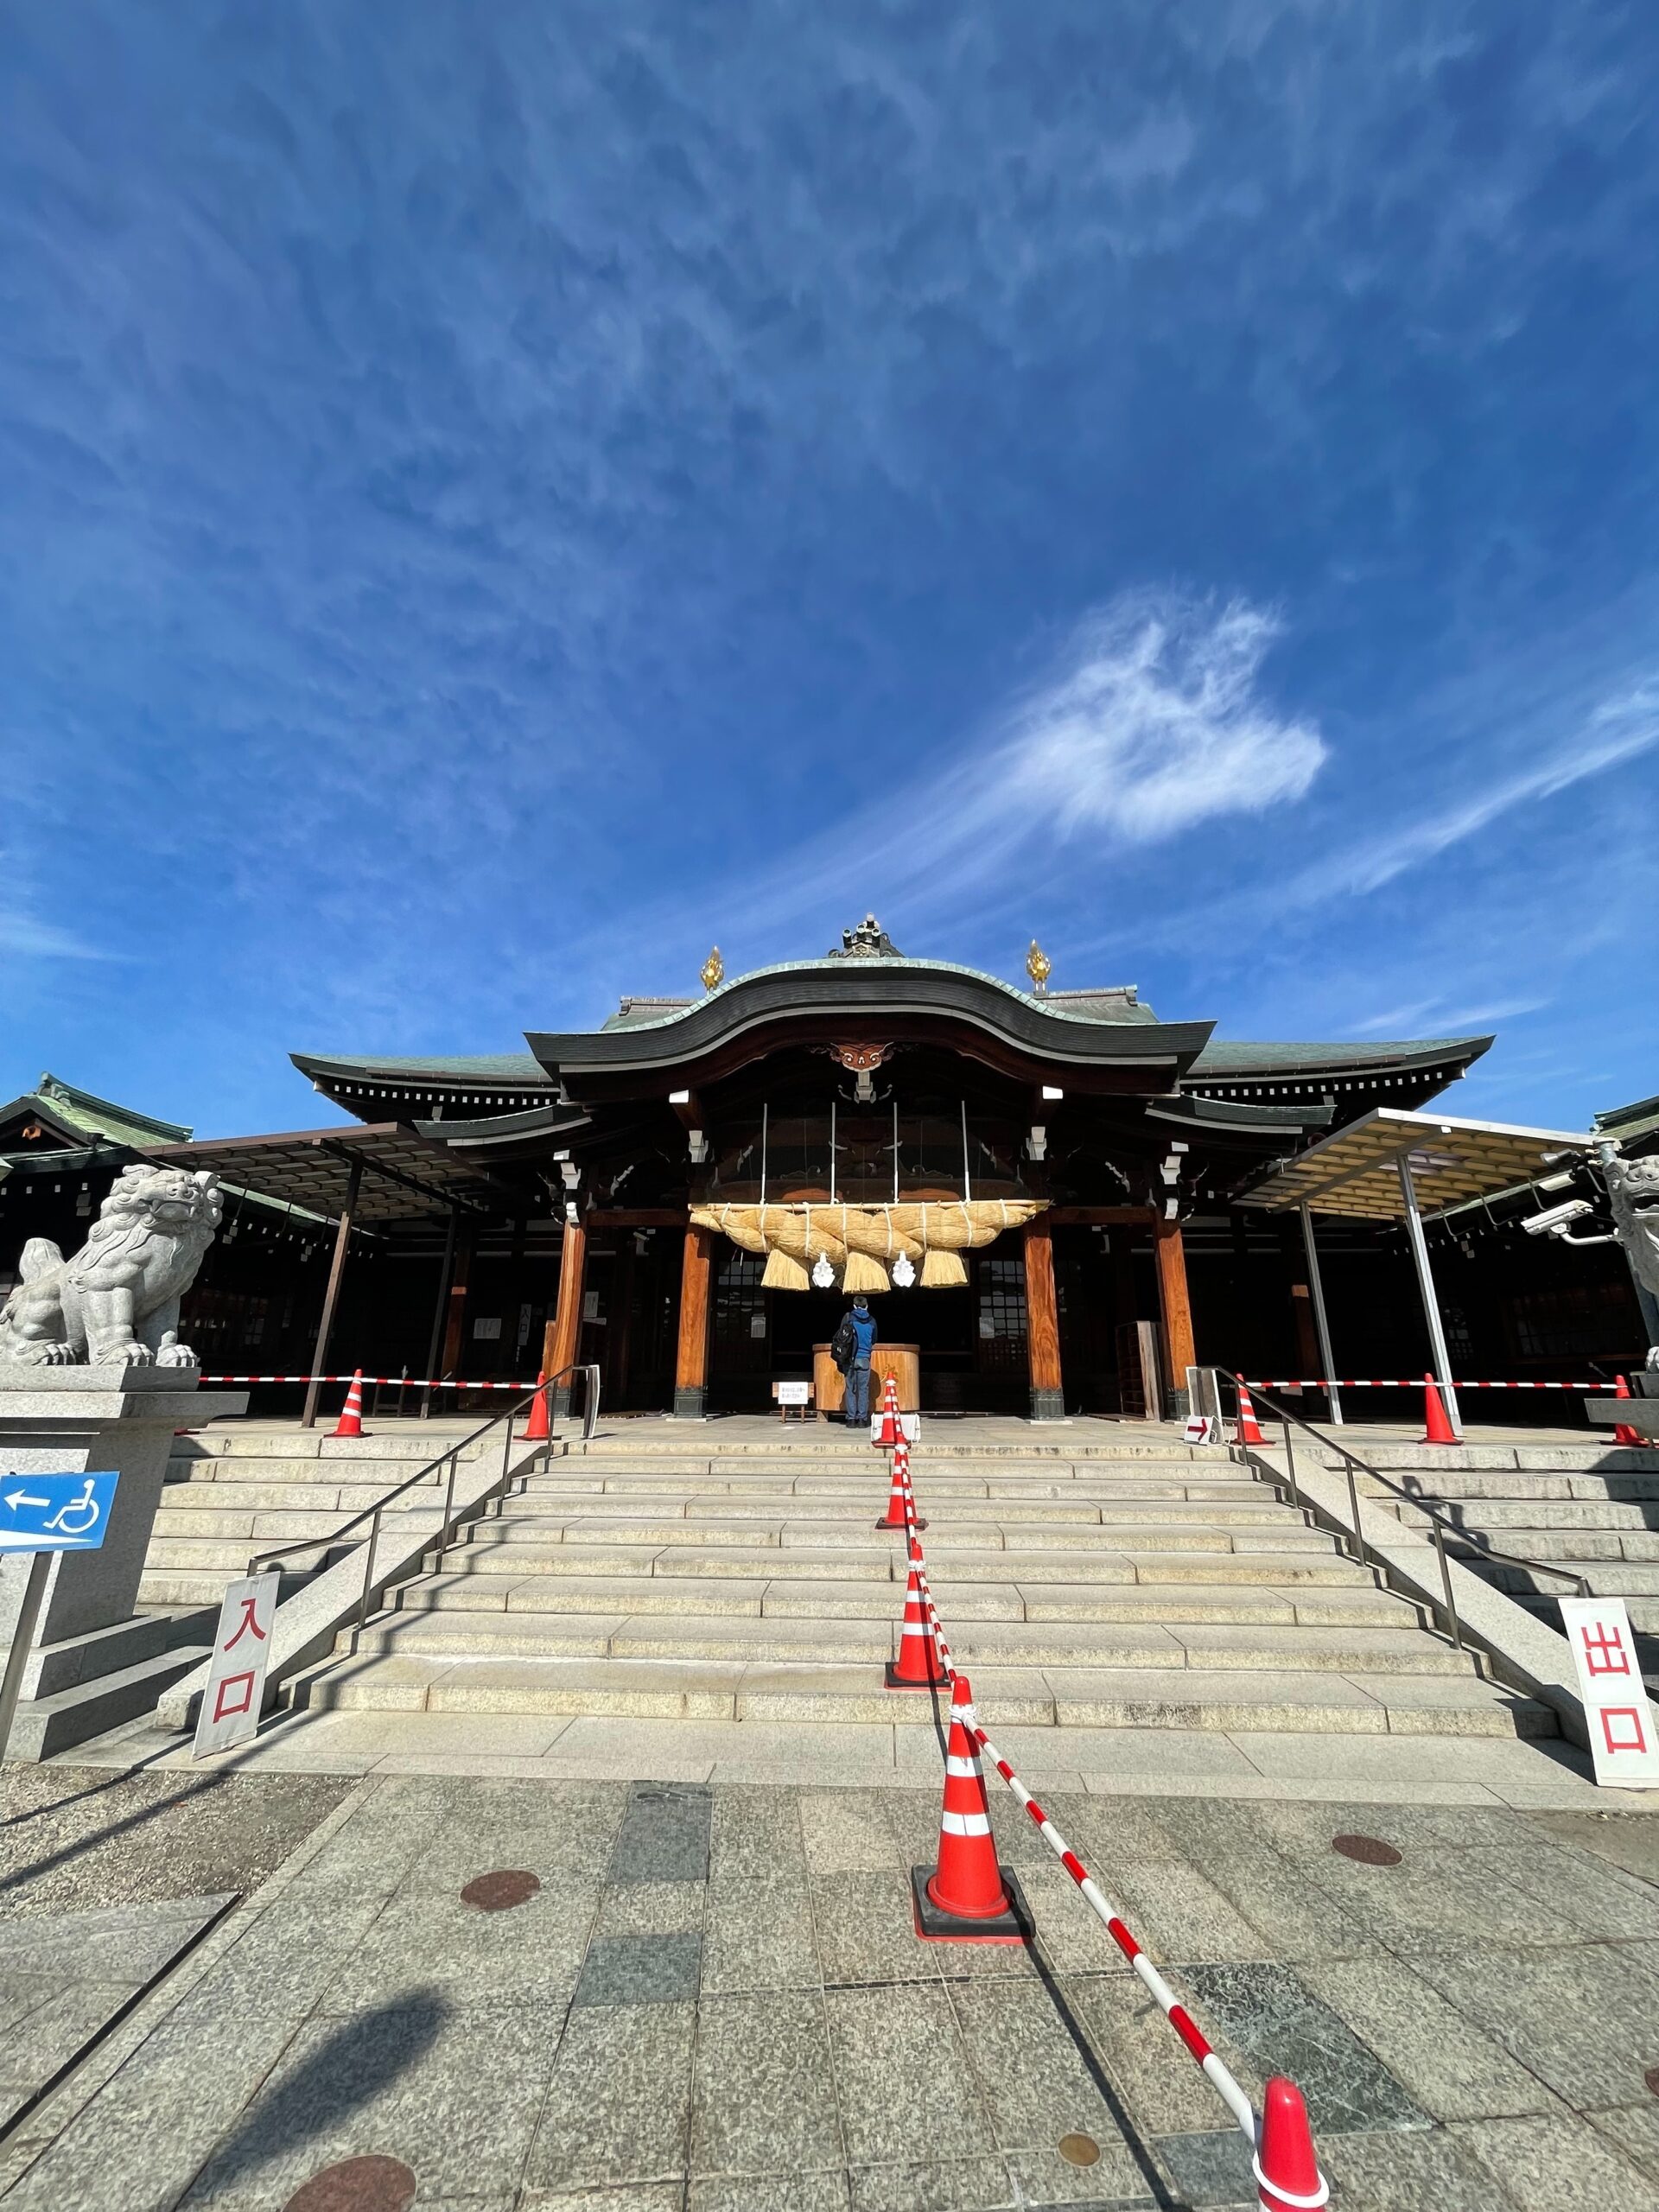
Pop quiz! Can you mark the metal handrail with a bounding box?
[245,1364,601,1638]
[1225,1372,1589,1656]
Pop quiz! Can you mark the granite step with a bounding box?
[296,1649,1551,1737]
[346,1605,1476,1677]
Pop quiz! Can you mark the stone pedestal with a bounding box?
[0,1365,248,1755]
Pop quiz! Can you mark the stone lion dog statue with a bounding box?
[0,1163,222,1368]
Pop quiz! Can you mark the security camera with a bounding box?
[1522,1197,1593,1237]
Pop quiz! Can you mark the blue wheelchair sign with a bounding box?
[0,1471,119,1552]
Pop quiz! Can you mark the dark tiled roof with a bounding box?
[1187,1035,1490,1079]
[293,1052,553,1085]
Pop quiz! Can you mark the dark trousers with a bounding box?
[844,1361,872,1426]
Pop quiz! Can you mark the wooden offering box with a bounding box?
[811,1342,920,1417]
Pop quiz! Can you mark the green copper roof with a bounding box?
[294,1052,553,1084]
[1187,1035,1490,1077]
[27,1074,192,1147]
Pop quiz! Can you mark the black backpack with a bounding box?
[830,1314,857,1372]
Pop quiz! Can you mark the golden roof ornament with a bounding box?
[1026,938,1052,995]
[700,946,725,993]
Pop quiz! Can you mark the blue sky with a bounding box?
[3,1,1656,1137]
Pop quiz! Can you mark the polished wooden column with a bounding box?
[1154,1216,1197,1416]
[438,1226,474,1382]
[302,1156,361,1430]
[673,1224,715,1418]
[1022,1215,1065,1421]
[545,1217,588,1413]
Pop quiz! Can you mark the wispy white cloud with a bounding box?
[1291,678,1659,902]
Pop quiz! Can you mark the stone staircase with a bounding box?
[139,1420,497,1614]
[1347,1435,1659,1688]
[287,1429,1559,1740]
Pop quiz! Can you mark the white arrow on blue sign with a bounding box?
[0,1471,120,1552]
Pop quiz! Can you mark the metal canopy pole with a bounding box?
[1395,1155,1463,1436]
[1298,1203,1344,1426]
[302,1154,363,1429]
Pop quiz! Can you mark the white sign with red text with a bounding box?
[194,1571,280,1758]
[1559,1597,1659,1789]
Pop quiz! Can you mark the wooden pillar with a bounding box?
[1154,1216,1197,1418]
[673,1224,715,1418]
[1022,1215,1065,1422]
[420,1206,461,1419]
[438,1225,474,1387]
[302,1155,362,1429]
[545,1217,588,1413]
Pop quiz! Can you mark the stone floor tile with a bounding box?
[691,1988,842,2177]
[825,1984,997,2166]
[702,1876,820,1995]
[1178,1962,1430,2137]
[1503,1839,1659,1942]
[846,2157,1018,2212]
[180,1990,552,2207]
[1450,2110,1659,2209]
[690,2171,849,2211]
[1035,1791,1187,1863]
[401,1779,627,1888]
[610,1781,713,1884]
[1305,1842,1602,1950]
[1003,2140,1154,2205]
[810,1870,940,1986]
[595,1879,709,1936]
[520,2189,685,2212]
[709,1784,806,1877]
[574,1930,703,2007]
[1014,1862,1133,1975]
[1150,2126,1257,2208]
[1294,1955,1557,2122]
[1141,1802,1380,1961]
[327,1883,598,2009]
[1390,1938,1659,2111]
[1317,2124,1522,2211]
[947,1978,1136,2155]
[1586,2103,1659,2186]
[1097,1859,1274,1967]
[1245,1797,1535,1856]
[800,1791,902,1873]
[1062,1974,1228,2139]
[0,1980,144,2091]
[1532,1811,1659,1887]
[524,1999,696,2190]
[0,1899,228,1986]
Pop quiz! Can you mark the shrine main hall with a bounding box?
[39,911,1619,1432]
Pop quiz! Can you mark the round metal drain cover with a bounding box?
[461,1868,542,1911]
[1058,2133,1101,2166]
[1332,1833,1402,1866]
[1645,2064,1659,2100]
[283,2154,416,2212]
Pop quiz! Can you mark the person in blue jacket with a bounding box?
[832,1295,879,1427]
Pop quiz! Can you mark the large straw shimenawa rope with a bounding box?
[689,1199,1046,1294]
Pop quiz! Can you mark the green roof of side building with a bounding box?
[2,1074,192,1150]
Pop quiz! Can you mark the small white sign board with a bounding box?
[869,1412,920,1445]
[194,1570,281,1758]
[775,1381,810,1406]
[1183,1415,1223,1446]
[1560,1596,1659,1789]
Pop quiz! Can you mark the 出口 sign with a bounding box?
[1560,1597,1659,1789]
[194,1570,280,1758]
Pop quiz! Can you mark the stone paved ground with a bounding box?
[2,1774,1658,2209]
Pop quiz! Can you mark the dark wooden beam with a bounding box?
[302,1154,362,1428]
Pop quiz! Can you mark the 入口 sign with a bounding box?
[1559,1596,1659,1789]
[194,1570,281,1758]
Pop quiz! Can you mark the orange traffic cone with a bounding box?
[886,1540,945,1689]
[1254,2075,1329,2210]
[875,1440,925,1530]
[1234,1383,1266,1447]
[331,1370,365,1440]
[911,1675,1029,1942]
[876,1373,899,1447]
[524,1370,550,1443]
[1421,1372,1459,1446]
[1613,1375,1643,1448]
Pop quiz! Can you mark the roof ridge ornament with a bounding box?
[1027,938,1052,995]
[829,913,903,958]
[700,946,724,992]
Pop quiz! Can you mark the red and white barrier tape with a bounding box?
[898,1465,1260,2145]
[1243,1377,1614,1391]
[197,1375,538,1389]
